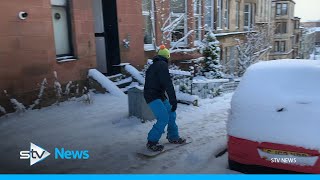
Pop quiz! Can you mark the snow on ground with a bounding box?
[0,92,236,174]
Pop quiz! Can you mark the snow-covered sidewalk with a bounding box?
[0,92,237,174]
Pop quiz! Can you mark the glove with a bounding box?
[171,102,177,112]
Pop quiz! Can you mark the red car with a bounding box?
[227,60,320,173]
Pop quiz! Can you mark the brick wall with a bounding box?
[117,0,146,69]
[0,0,96,97]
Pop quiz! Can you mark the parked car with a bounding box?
[227,60,320,173]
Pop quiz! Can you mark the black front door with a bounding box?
[102,0,121,75]
[93,0,121,75]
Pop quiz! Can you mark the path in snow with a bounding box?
[0,92,237,174]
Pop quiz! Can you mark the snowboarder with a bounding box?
[144,45,186,152]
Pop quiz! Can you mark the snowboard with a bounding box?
[137,138,192,157]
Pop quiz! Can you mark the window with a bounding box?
[236,1,240,29]
[204,0,214,30]
[275,22,287,34]
[244,3,255,29]
[170,0,187,46]
[280,41,286,52]
[51,0,74,59]
[276,3,287,16]
[274,41,286,52]
[194,0,202,45]
[295,21,300,29]
[276,3,281,16]
[252,3,256,25]
[217,0,223,29]
[142,0,155,50]
[282,3,288,15]
[224,0,229,29]
[274,41,279,52]
[244,3,251,29]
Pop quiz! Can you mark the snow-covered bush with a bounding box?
[64,81,73,96]
[169,66,224,99]
[192,82,223,99]
[53,71,63,101]
[0,105,6,115]
[169,65,193,94]
[198,31,225,79]
[10,99,26,113]
[81,87,92,104]
[29,78,48,109]
[3,90,26,113]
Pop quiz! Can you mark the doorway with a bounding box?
[93,0,121,75]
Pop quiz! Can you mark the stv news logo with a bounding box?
[20,143,51,166]
[20,142,90,166]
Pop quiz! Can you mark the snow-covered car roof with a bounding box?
[228,60,320,151]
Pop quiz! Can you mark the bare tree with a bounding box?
[235,24,274,76]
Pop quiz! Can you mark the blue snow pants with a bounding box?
[147,99,179,143]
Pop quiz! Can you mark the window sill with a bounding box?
[56,56,78,63]
[144,44,156,51]
[170,43,188,48]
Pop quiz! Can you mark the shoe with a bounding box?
[168,137,186,144]
[146,141,164,152]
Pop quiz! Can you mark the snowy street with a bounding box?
[0,92,237,174]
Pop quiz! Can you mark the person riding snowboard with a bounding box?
[144,45,186,152]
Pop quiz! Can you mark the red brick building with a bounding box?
[0,0,96,100]
[1,0,275,108]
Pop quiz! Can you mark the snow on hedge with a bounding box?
[88,69,126,97]
[10,99,26,113]
[169,69,192,76]
[228,60,320,150]
[176,91,199,104]
[124,65,145,85]
[193,76,229,84]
